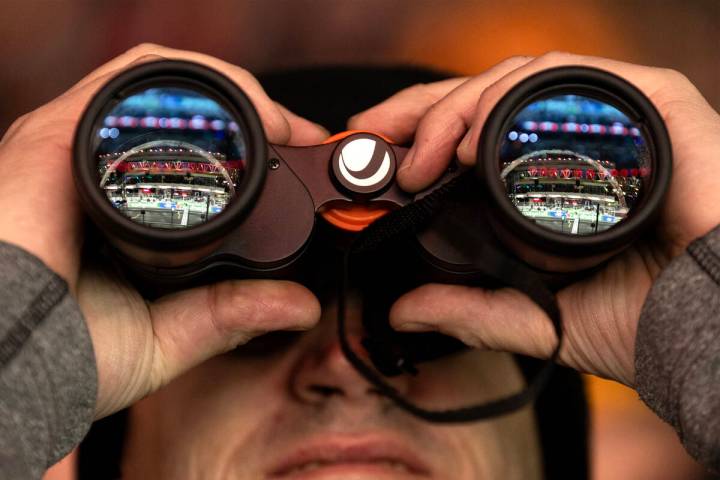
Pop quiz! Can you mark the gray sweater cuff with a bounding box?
[0,242,97,478]
[636,225,720,472]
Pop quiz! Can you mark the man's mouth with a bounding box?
[268,436,432,478]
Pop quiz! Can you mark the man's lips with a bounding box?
[267,436,432,478]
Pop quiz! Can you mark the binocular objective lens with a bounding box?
[92,86,248,229]
[499,94,651,236]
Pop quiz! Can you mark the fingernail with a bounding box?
[395,321,431,332]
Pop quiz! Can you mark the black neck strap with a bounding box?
[337,173,564,423]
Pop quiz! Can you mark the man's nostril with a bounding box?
[366,387,383,397]
[309,385,343,397]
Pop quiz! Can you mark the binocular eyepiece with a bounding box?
[73,60,671,277]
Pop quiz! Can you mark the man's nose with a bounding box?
[291,332,410,404]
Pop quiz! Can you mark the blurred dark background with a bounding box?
[2,1,716,479]
[1,0,718,135]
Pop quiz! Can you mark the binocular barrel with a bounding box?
[73,60,671,277]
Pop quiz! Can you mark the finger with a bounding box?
[392,56,534,192]
[110,45,293,144]
[390,284,558,360]
[61,43,306,145]
[148,279,320,391]
[455,51,700,166]
[274,102,330,145]
[65,51,166,94]
[0,70,133,287]
[8,69,129,146]
[347,77,468,143]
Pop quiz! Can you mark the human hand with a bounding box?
[78,263,319,418]
[0,44,324,418]
[349,52,720,386]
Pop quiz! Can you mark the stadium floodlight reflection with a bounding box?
[98,140,242,229]
[500,149,644,235]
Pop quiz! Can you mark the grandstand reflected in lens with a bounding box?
[92,87,247,229]
[500,95,651,236]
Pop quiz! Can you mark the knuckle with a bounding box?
[537,50,577,66]
[2,110,43,145]
[230,63,251,77]
[658,67,692,87]
[125,42,165,57]
[501,55,534,67]
[122,43,169,64]
[262,108,291,140]
[420,102,466,140]
[207,282,271,336]
[423,100,444,121]
[424,98,454,122]
[207,282,243,335]
[446,113,469,139]
[130,53,165,65]
[476,81,503,110]
[652,68,703,107]
[402,82,439,104]
[404,82,428,95]
[5,112,30,135]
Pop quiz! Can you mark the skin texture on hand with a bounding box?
[350,52,720,386]
[78,265,320,418]
[0,43,327,419]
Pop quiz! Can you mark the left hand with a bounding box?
[348,52,720,386]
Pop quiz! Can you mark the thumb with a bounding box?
[84,274,320,418]
[148,279,320,389]
[390,283,558,359]
[274,102,330,146]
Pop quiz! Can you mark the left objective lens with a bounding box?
[74,61,267,262]
[94,86,247,230]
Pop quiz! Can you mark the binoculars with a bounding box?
[74,60,670,281]
[73,60,671,421]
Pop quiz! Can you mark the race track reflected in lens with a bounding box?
[92,87,247,229]
[499,95,651,236]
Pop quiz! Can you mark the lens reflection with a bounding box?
[500,95,651,236]
[93,87,247,229]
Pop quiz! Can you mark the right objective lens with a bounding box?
[477,67,672,270]
[73,61,267,256]
[499,94,651,236]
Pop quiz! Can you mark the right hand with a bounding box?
[0,43,326,418]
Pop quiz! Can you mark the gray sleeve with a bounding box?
[0,242,97,479]
[636,224,720,472]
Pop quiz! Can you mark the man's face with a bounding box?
[122,294,542,479]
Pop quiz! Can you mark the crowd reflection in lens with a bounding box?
[500,95,651,236]
[93,87,247,229]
